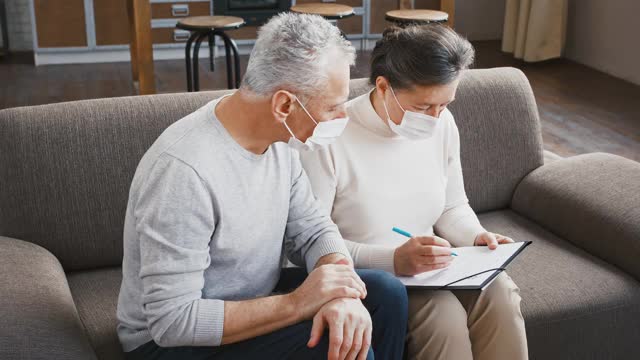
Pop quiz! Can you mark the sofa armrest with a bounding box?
[0,236,97,359]
[511,153,640,280]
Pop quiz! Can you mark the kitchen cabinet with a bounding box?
[31,0,449,64]
[34,0,88,47]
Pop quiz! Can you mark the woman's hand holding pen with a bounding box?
[393,235,456,276]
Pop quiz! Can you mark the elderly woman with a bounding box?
[301,25,528,360]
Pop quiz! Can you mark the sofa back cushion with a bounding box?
[451,67,544,211]
[0,67,542,271]
[0,91,231,270]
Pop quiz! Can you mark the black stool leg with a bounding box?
[184,31,199,92]
[230,37,241,89]
[208,33,215,72]
[327,19,348,40]
[220,32,233,89]
[192,31,209,92]
[216,30,242,89]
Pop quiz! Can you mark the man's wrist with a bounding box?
[315,252,352,269]
[281,292,303,322]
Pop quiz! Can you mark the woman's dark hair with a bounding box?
[369,25,475,89]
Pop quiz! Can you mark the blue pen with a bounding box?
[392,227,458,256]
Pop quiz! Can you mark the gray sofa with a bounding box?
[1,67,639,360]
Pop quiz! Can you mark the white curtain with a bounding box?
[502,0,568,62]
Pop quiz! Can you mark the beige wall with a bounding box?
[415,0,506,41]
[565,0,640,85]
[453,0,506,41]
[421,0,640,85]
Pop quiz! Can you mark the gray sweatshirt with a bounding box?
[116,97,351,352]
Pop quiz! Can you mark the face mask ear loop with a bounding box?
[282,118,296,139]
[380,89,393,122]
[294,96,318,125]
[389,85,407,113]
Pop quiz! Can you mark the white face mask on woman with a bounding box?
[382,86,439,140]
[283,96,349,152]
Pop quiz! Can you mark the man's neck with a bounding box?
[215,91,287,155]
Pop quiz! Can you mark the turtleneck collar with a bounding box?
[348,88,404,139]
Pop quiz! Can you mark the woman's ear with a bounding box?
[375,76,390,95]
[272,90,295,123]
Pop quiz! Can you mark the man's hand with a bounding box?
[289,264,367,320]
[474,232,514,250]
[307,298,372,360]
[393,235,455,276]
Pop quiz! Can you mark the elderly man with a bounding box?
[116,13,408,360]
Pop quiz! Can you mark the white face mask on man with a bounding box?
[283,96,349,152]
[382,86,439,140]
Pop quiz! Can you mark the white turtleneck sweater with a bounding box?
[300,89,486,273]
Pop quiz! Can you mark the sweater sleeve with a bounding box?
[284,150,352,273]
[300,147,397,273]
[344,240,397,273]
[434,114,487,247]
[134,154,224,347]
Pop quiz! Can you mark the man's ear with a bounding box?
[272,90,295,123]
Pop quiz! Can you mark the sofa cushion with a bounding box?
[0,91,231,271]
[0,237,97,360]
[452,68,544,212]
[67,267,124,360]
[512,153,640,281]
[479,210,640,360]
[543,150,562,163]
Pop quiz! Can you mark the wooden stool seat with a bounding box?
[290,3,355,20]
[176,16,245,92]
[176,16,245,31]
[386,9,449,25]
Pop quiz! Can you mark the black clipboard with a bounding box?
[403,241,532,290]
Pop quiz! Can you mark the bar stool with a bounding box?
[290,3,355,40]
[385,9,449,27]
[176,16,245,92]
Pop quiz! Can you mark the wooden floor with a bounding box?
[1,41,638,161]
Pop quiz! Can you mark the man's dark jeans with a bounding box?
[124,268,408,360]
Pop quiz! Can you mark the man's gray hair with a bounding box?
[241,12,356,98]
